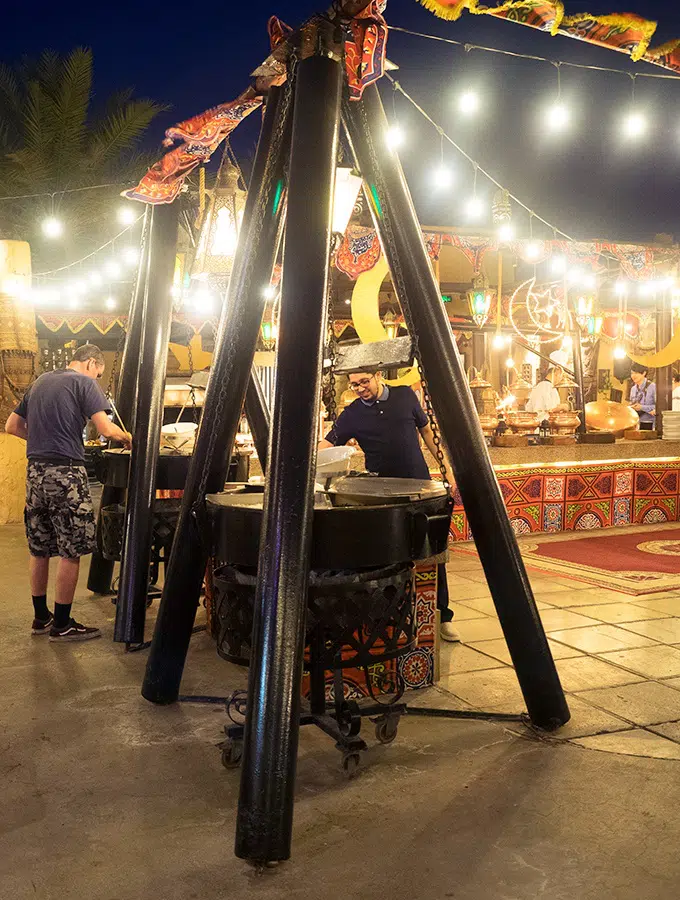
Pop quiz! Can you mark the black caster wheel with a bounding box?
[374,716,399,745]
[341,751,361,778]
[221,740,243,769]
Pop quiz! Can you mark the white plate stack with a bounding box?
[662,410,680,441]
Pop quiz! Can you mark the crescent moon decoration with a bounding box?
[350,256,420,387]
[509,277,567,344]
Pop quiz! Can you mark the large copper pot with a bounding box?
[509,374,533,409]
[468,367,497,415]
[585,400,639,438]
[478,414,498,437]
[548,411,581,435]
[506,410,540,435]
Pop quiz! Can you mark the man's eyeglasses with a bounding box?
[349,377,375,391]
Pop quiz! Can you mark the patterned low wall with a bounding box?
[449,459,680,540]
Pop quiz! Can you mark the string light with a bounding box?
[615,280,628,296]
[505,356,515,368]
[613,345,627,359]
[622,110,648,139]
[432,165,454,188]
[262,285,277,300]
[492,333,509,349]
[551,255,567,275]
[546,102,570,131]
[104,260,122,279]
[525,241,542,260]
[117,206,137,226]
[89,271,103,286]
[42,216,63,239]
[122,247,139,266]
[386,124,405,150]
[457,90,480,116]
[545,64,570,132]
[498,223,514,242]
[105,296,117,311]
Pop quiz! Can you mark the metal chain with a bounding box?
[107,215,149,397]
[326,290,338,423]
[357,100,452,500]
[192,45,296,511]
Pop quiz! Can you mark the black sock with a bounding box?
[54,603,72,629]
[32,595,49,620]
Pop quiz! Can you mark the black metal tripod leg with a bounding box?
[235,37,344,865]
[115,204,179,646]
[343,87,570,732]
[141,83,293,705]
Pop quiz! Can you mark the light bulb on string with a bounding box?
[613,345,627,360]
[525,241,542,261]
[492,333,506,350]
[545,102,570,132]
[622,110,648,139]
[104,260,121,279]
[67,296,81,310]
[42,216,63,239]
[122,247,139,266]
[457,90,480,117]
[117,206,137,226]
[385,124,405,150]
[105,296,117,311]
[505,356,515,369]
[432,131,454,190]
[498,223,514,243]
[583,273,597,290]
[262,284,277,300]
[544,64,570,133]
[621,76,648,140]
[615,280,628,296]
[465,195,484,220]
[89,271,103,287]
[550,255,567,275]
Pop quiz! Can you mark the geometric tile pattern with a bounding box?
[449,459,680,541]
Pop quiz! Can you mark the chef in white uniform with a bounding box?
[525,367,569,423]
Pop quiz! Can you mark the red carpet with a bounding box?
[519,526,680,595]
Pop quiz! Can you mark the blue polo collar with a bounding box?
[360,383,390,407]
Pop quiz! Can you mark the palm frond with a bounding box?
[0,63,22,137]
[49,48,92,183]
[87,98,168,170]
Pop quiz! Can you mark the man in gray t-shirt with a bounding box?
[5,344,131,642]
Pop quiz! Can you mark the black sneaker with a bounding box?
[49,619,102,642]
[31,613,54,635]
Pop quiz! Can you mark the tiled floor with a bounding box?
[441,531,680,760]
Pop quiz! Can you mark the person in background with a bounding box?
[4,344,132,641]
[629,363,656,431]
[525,367,569,424]
[672,373,680,412]
[319,369,459,642]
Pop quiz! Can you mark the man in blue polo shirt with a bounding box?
[319,369,459,641]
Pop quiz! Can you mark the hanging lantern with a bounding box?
[193,160,246,286]
[332,167,363,238]
[467,274,493,328]
[492,189,512,226]
[383,309,398,340]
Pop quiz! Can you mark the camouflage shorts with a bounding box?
[25,462,96,559]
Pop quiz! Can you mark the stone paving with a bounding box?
[441,529,680,758]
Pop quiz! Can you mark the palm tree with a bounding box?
[0,48,167,267]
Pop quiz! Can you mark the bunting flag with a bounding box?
[414,2,680,76]
[332,228,680,281]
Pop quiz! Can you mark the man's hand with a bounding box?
[4,412,27,441]
[120,431,133,450]
[631,403,642,412]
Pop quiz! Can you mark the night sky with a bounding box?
[3,1,680,243]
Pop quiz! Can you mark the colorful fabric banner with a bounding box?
[123,92,262,205]
[345,1,389,100]
[414,2,680,77]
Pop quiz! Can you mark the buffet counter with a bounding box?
[450,441,680,540]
